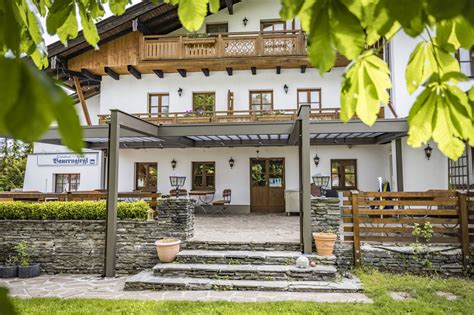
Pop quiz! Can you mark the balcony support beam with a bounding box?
[224,0,234,14]
[177,69,187,77]
[301,65,307,73]
[153,69,164,78]
[226,67,233,76]
[276,66,281,74]
[127,65,141,79]
[81,68,101,82]
[104,67,120,80]
[251,67,256,75]
[201,68,209,77]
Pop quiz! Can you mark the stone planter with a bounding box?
[18,264,41,278]
[0,265,18,278]
[313,233,337,256]
[155,239,181,263]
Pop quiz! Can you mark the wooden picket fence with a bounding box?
[343,190,471,269]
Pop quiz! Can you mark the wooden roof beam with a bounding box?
[177,69,187,77]
[226,67,233,76]
[73,76,92,126]
[127,65,141,79]
[104,67,120,80]
[224,0,234,14]
[201,68,209,77]
[251,67,256,75]
[81,68,102,81]
[153,69,164,78]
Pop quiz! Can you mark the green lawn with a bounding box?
[9,270,474,315]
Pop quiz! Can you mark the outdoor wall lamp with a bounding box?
[243,17,248,26]
[229,157,235,169]
[424,144,433,160]
[283,84,289,94]
[313,154,320,167]
[177,88,183,97]
[171,158,177,170]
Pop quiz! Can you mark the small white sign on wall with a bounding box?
[37,153,98,166]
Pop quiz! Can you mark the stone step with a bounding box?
[176,249,336,266]
[152,263,337,281]
[184,240,301,252]
[125,271,362,293]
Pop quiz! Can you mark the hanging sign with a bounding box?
[37,153,98,166]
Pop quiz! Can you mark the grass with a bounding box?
[9,269,474,315]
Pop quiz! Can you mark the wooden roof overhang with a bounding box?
[37,111,408,150]
[46,0,241,99]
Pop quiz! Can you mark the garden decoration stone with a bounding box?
[296,256,309,269]
[436,291,458,301]
[388,291,413,301]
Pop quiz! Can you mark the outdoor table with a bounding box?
[189,190,215,214]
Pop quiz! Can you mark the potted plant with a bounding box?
[313,229,337,256]
[16,241,40,278]
[154,238,181,263]
[0,255,18,278]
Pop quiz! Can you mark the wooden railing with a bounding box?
[141,30,307,61]
[0,191,161,209]
[98,107,386,125]
[343,190,471,269]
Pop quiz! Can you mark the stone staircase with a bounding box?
[125,241,362,293]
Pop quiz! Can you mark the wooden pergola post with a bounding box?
[297,105,312,254]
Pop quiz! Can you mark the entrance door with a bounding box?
[250,158,285,212]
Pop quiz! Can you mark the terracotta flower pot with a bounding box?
[154,239,181,263]
[313,232,337,256]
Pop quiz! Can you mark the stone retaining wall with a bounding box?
[311,198,472,276]
[0,199,194,275]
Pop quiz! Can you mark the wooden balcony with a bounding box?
[141,30,307,60]
[67,31,350,75]
[98,108,385,125]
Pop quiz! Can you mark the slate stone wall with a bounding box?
[310,198,471,275]
[0,199,194,275]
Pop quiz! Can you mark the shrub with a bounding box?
[0,200,149,221]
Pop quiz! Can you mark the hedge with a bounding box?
[0,200,150,220]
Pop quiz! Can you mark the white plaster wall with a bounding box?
[115,144,390,204]
[100,68,344,114]
[401,138,448,191]
[23,143,103,192]
[311,145,391,192]
[170,0,287,35]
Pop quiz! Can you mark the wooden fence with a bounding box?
[343,190,471,269]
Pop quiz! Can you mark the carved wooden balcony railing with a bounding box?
[98,108,386,125]
[140,30,307,61]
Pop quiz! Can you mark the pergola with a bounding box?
[39,106,408,277]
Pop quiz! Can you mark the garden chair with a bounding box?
[212,189,231,214]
